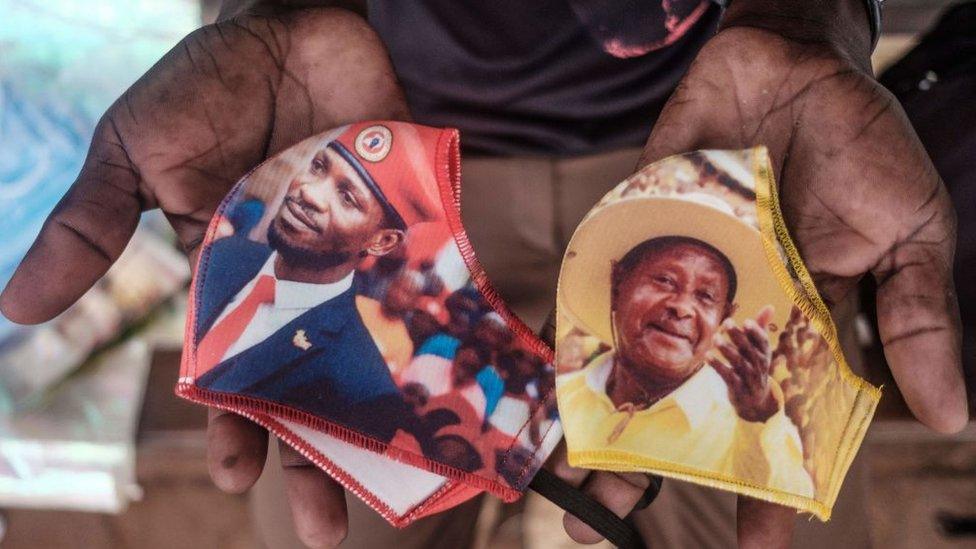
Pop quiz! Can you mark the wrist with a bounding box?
[739,389,780,423]
[719,0,874,71]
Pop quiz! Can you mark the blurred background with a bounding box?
[0,0,973,547]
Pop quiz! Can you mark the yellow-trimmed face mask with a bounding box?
[555,147,880,520]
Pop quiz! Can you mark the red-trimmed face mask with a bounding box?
[177,121,562,526]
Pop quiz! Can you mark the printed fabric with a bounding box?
[178,121,562,527]
[555,148,880,520]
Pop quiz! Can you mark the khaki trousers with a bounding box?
[250,147,872,548]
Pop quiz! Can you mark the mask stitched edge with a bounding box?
[177,124,554,526]
[432,128,563,490]
[751,147,881,399]
[751,146,881,514]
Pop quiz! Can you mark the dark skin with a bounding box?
[381,272,420,317]
[0,0,967,547]
[709,307,780,423]
[611,244,731,400]
[610,242,779,422]
[2,10,409,549]
[451,346,483,388]
[270,146,404,283]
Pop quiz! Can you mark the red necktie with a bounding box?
[196,275,276,375]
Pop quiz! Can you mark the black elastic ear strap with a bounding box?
[529,468,653,549]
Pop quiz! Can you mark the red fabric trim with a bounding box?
[411,482,483,518]
[433,130,554,364]
[175,383,522,502]
[431,128,561,490]
[177,123,563,527]
[179,176,252,381]
[253,412,409,526]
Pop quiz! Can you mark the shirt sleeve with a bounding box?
[758,409,815,497]
[731,383,815,497]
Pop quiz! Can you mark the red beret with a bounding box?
[330,121,449,229]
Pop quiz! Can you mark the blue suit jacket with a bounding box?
[193,236,407,442]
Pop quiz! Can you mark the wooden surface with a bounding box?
[866,424,976,548]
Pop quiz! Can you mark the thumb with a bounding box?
[0,115,148,324]
[539,308,557,348]
[637,79,725,169]
[872,202,968,434]
[737,496,795,549]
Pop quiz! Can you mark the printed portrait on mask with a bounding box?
[179,122,561,526]
[555,149,880,520]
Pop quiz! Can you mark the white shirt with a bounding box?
[490,394,533,446]
[400,354,454,396]
[458,382,488,421]
[214,253,355,362]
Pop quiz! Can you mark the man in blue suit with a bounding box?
[193,123,444,443]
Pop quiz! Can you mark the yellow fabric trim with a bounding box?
[751,146,881,513]
[751,147,880,400]
[559,147,883,520]
[569,449,832,520]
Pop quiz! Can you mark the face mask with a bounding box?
[177,121,562,526]
[555,148,880,520]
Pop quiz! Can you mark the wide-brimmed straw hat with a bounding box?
[558,168,792,345]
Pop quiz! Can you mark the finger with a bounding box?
[545,442,605,544]
[546,440,590,488]
[639,80,713,169]
[737,496,796,549]
[873,221,968,433]
[730,324,767,367]
[563,471,651,545]
[756,305,775,330]
[710,358,743,391]
[279,440,349,549]
[788,305,803,328]
[0,116,147,324]
[540,308,557,347]
[776,329,798,367]
[811,337,830,364]
[718,339,751,374]
[743,319,770,355]
[207,408,269,493]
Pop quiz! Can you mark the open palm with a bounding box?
[1,10,966,549]
[1,8,407,324]
[1,8,407,548]
[642,27,965,433]
[639,25,967,548]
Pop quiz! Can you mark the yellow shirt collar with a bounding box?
[582,352,731,430]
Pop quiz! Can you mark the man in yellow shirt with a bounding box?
[557,235,814,497]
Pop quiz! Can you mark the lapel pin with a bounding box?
[293,329,312,351]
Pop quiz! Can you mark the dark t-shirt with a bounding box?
[368,1,720,156]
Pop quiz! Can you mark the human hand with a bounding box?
[710,307,779,423]
[641,12,967,436]
[639,1,968,545]
[774,306,831,419]
[1,7,407,548]
[775,308,831,383]
[773,306,834,480]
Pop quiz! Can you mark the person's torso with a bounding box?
[368,0,720,156]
